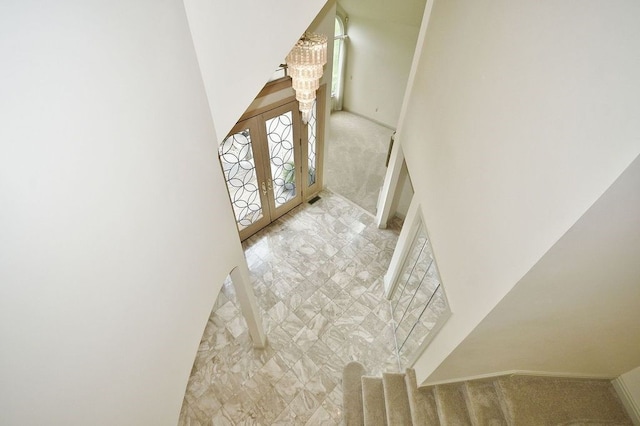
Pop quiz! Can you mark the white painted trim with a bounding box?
[613,376,640,425]
[419,370,618,388]
[229,264,267,348]
[384,197,420,298]
[340,109,396,131]
[376,137,405,228]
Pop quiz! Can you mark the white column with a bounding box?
[229,264,267,348]
[384,197,421,298]
[376,135,405,228]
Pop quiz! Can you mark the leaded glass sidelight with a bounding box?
[218,129,264,230]
[307,100,317,186]
[265,111,297,208]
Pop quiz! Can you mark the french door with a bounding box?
[219,101,305,240]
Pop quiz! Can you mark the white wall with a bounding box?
[308,1,337,92]
[340,0,426,128]
[184,0,328,142]
[427,153,640,381]
[390,162,414,219]
[0,1,252,424]
[398,0,640,382]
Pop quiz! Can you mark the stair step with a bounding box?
[496,375,633,425]
[343,361,367,426]
[435,383,472,425]
[383,372,413,425]
[464,380,507,426]
[362,376,387,426]
[417,388,441,426]
[406,369,440,425]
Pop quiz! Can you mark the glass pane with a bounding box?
[392,224,431,326]
[398,286,448,366]
[307,100,317,186]
[218,129,263,230]
[332,17,344,97]
[390,222,450,368]
[265,111,296,208]
[332,38,341,96]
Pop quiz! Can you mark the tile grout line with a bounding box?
[179,191,402,425]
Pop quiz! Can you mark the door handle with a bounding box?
[261,181,267,196]
[267,180,273,191]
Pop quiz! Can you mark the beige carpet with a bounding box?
[496,375,632,425]
[382,372,412,425]
[343,361,366,426]
[325,111,394,215]
[362,376,386,425]
[344,365,634,426]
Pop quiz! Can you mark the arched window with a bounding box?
[332,13,347,110]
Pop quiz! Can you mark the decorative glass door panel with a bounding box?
[263,102,302,218]
[218,118,270,240]
[266,111,296,207]
[302,85,324,196]
[219,100,305,240]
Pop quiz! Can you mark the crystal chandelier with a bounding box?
[286,32,328,124]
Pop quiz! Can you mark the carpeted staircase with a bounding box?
[343,361,633,425]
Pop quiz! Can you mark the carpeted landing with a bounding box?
[343,361,633,425]
[326,111,394,215]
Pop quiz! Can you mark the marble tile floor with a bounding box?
[179,190,403,425]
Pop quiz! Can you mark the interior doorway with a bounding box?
[325,111,395,215]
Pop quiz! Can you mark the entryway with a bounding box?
[179,190,403,425]
[218,78,325,240]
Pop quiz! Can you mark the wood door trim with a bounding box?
[302,84,326,201]
[238,95,297,123]
[257,77,293,98]
[220,82,326,241]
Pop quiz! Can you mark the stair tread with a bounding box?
[406,369,440,426]
[464,380,507,426]
[343,361,367,426]
[435,383,472,426]
[362,376,387,426]
[496,375,633,425]
[383,372,413,425]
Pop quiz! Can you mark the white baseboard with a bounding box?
[339,109,396,131]
[612,377,640,425]
[421,369,616,387]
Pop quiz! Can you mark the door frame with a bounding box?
[302,85,326,199]
[219,116,272,241]
[220,80,327,240]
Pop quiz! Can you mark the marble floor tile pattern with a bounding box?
[179,191,403,425]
